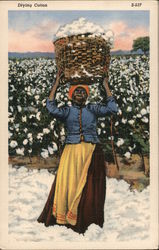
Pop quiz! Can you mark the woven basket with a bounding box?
[53,33,110,85]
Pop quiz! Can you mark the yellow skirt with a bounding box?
[52,142,95,226]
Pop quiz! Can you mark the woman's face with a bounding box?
[72,87,88,106]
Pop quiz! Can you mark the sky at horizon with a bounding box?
[8,10,149,52]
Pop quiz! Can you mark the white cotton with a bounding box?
[35,95,40,100]
[54,17,114,47]
[9,117,14,123]
[97,128,101,135]
[127,106,132,112]
[48,146,54,155]
[137,114,142,118]
[17,105,22,112]
[16,148,24,156]
[60,128,65,136]
[41,149,49,159]
[124,152,131,159]
[140,108,147,116]
[122,118,127,124]
[116,138,124,147]
[43,128,50,134]
[27,133,32,139]
[141,117,149,123]
[52,142,58,151]
[117,109,122,115]
[101,122,105,128]
[22,116,27,122]
[37,133,43,140]
[128,120,134,125]
[23,139,28,145]
[8,165,150,242]
[36,112,41,121]
[8,131,13,139]
[50,121,55,130]
[10,140,18,148]
[71,71,81,78]
[29,114,35,119]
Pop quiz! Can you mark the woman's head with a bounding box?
[69,85,89,106]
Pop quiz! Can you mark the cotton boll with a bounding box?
[140,108,147,116]
[42,99,46,107]
[122,118,127,124]
[120,88,124,93]
[8,131,13,139]
[24,128,28,133]
[127,106,132,112]
[52,142,58,151]
[101,122,105,128]
[108,136,114,140]
[27,133,32,139]
[128,120,134,125]
[124,152,131,159]
[9,106,13,113]
[36,112,41,121]
[29,114,35,119]
[16,148,24,156]
[17,105,22,112]
[116,138,124,147]
[48,146,54,155]
[60,128,65,136]
[35,95,40,100]
[41,149,49,159]
[37,133,43,140]
[10,140,18,148]
[43,128,50,134]
[23,139,28,145]
[27,91,32,96]
[97,128,101,135]
[117,109,122,115]
[141,117,149,123]
[9,117,14,123]
[54,130,58,138]
[123,97,127,104]
[50,121,55,130]
[22,116,27,122]
[146,106,150,113]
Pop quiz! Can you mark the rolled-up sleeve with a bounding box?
[88,96,118,117]
[46,99,70,120]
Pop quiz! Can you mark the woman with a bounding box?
[37,71,118,234]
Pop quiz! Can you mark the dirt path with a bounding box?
[9,154,149,191]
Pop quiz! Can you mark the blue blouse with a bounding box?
[46,96,118,144]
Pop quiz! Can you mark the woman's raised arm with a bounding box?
[48,70,61,101]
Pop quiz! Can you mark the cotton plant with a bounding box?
[108,55,149,161]
[8,55,149,163]
[8,58,57,156]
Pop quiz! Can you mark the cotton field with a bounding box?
[8,55,150,245]
[8,165,150,243]
[8,55,149,160]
